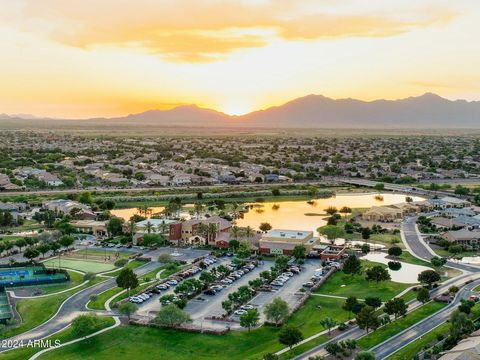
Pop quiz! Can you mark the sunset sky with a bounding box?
[1,0,479,118]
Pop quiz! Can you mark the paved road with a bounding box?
[295,216,480,360]
[373,280,480,359]
[0,260,159,352]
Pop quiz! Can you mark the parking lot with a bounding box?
[135,256,232,317]
[238,260,320,322]
[132,256,323,330]
[184,260,270,324]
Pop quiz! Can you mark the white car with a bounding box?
[241,305,254,310]
[221,279,233,284]
[167,280,178,286]
[234,309,247,315]
[271,281,284,287]
[282,272,294,277]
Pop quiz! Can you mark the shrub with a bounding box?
[84,272,96,281]
[388,261,402,271]
[114,258,128,267]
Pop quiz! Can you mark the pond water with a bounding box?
[110,192,423,230]
[111,206,165,221]
[362,252,431,284]
[235,193,423,234]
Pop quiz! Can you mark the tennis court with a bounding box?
[43,258,116,273]
[0,264,69,287]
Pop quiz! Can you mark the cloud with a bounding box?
[14,0,457,62]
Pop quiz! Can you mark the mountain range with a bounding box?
[2,93,480,128]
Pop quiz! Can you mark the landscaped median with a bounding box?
[87,260,185,310]
[4,276,106,338]
[0,316,115,360]
[358,300,447,350]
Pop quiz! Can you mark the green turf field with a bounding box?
[43,258,116,273]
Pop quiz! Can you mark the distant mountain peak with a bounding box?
[2,93,479,128]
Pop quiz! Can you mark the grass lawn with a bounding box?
[88,287,124,310]
[278,334,329,360]
[43,258,116,273]
[287,296,351,337]
[387,322,449,360]
[37,325,285,360]
[34,270,85,295]
[357,301,446,350]
[399,252,433,268]
[315,262,411,301]
[4,277,105,338]
[0,316,115,360]
[105,260,146,277]
[434,248,479,258]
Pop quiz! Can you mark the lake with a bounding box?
[235,193,423,233]
[111,192,423,233]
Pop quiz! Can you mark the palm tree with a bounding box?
[339,206,352,219]
[207,223,218,244]
[145,221,154,234]
[231,202,240,220]
[128,220,137,235]
[194,223,209,245]
[157,220,168,234]
[244,226,254,239]
[194,203,204,219]
[319,317,338,336]
[231,226,240,241]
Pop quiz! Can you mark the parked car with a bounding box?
[167,280,178,286]
[241,305,254,310]
[204,289,216,295]
[234,309,247,315]
[303,282,314,288]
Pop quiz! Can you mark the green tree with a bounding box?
[319,317,338,336]
[278,325,304,349]
[431,256,447,267]
[364,297,382,310]
[339,206,352,218]
[383,298,407,320]
[417,270,440,288]
[23,247,40,262]
[78,192,93,205]
[343,255,362,276]
[107,217,124,237]
[240,308,260,332]
[259,222,272,233]
[118,302,138,320]
[324,206,338,216]
[450,309,474,340]
[264,297,289,326]
[71,314,102,340]
[292,245,307,259]
[59,234,75,249]
[417,288,430,304]
[222,300,233,314]
[343,296,359,317]
[356,306,379,334]
[318,225,345,244]
[325,342,342,358]
[116,268,139,296]
[36,243,51,258]
[387,246,402,258]
[154,304,191,328]
[14,238,27,252]
[365,265,391,283]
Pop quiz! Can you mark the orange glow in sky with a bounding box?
[0,0,479,118]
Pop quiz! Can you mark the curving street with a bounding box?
[295,216,480,360]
